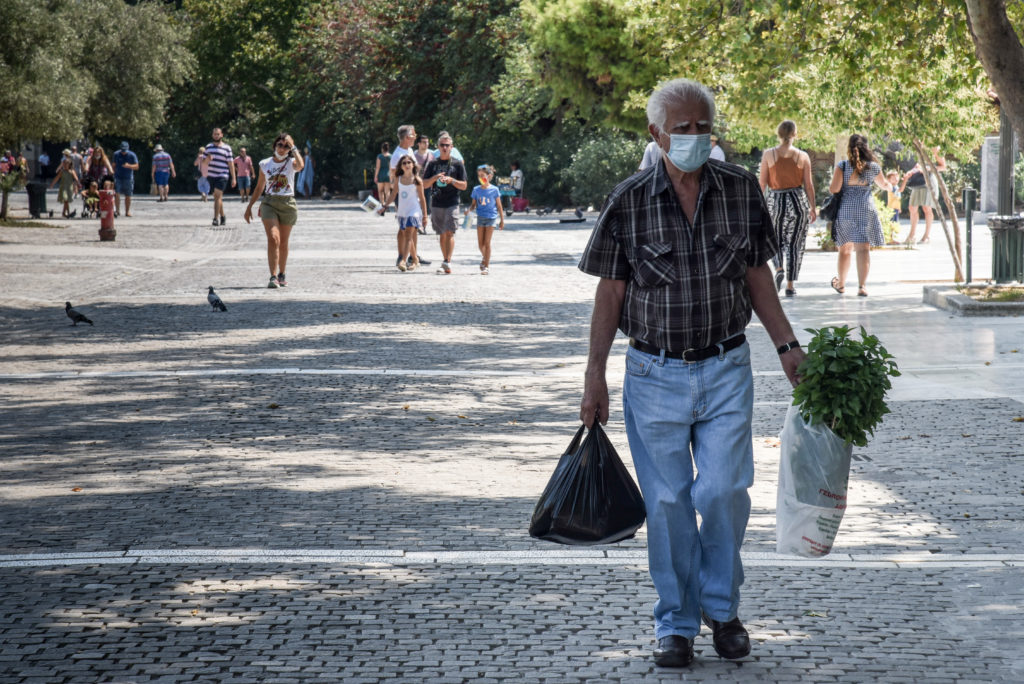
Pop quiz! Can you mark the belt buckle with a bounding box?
[681,348,698,363]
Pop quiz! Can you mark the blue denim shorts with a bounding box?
[114,176,134,196]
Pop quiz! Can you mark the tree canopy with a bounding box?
[0,0,193,146]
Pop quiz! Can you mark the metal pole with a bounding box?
[963,187,976,283]
[997,108,1015,215]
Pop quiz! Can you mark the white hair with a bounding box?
[646,78,716,132]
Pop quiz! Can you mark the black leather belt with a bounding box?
[629,334,745,362]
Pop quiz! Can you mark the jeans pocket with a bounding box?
[631,241,677,288]
[625,348,653,376]
[713,234,748,280]
[725,341,751,367]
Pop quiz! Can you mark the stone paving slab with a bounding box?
[1,563,1022,683]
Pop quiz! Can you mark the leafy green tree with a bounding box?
[0,0,192,146]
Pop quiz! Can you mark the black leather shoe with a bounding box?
[702,613,751,660]
[653,635,694,667]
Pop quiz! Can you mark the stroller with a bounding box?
[497,176,529,216]
[81,184,101,219]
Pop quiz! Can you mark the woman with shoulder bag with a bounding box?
[244,133,305,289]
[828,134,890,297]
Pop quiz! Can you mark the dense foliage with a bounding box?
[792,326,900,448]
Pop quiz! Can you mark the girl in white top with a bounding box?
[391,156,427,271]
[244,132,305,288]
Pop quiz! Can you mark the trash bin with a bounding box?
[989,215,1024,283]
[26,181,47,218]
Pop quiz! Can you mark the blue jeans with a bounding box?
[622,340,754,639]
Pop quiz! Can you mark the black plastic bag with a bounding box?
[529,422,646,545]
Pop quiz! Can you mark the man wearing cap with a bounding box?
[112,141,140,217]
[152,145,175,203]
[578,78,804,668]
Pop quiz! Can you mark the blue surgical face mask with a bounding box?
[666,133,712,172]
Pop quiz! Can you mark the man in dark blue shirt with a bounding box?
[112,141,140,217]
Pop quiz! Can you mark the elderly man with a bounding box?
[578,79,805,668]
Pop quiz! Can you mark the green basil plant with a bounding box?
[792,326,901,448]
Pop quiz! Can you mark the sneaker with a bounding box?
[396,256,403,268]
[407,259,419,271]
[481,266,489,275]
[268,276,280,289]
[442,261,451,274]
[397,260,407,272]
[277,273,287,287]
[212,218,219,226]
[220,215,226,226]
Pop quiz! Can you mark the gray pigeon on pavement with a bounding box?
[207,286,228,312]
[65,302,93,326]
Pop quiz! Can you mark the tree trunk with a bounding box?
[913,140,964,282]
[0,190,8,220]
[965,0,1024,142]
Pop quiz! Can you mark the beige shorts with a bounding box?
[908,186,938,209]
[259,195,298,225]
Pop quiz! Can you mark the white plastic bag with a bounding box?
[776,404,853,557]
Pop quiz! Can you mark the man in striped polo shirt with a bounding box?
[201,127,236,225]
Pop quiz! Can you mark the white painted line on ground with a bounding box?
[1,549,1022,570]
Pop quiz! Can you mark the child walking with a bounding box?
[49,155,79,218]
[392,156,427,271]
[467,164,504,275]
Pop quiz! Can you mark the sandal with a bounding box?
[830,277,845,294]
[774,268,785,292]
[857,287,868,297]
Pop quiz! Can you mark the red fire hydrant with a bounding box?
[99,189,116,241]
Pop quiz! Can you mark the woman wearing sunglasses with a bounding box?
[244,133,305,288]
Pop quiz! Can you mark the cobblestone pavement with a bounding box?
[2,191,1023,682]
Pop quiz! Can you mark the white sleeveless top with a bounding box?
[395,178,422,218]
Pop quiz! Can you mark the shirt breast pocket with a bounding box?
[713,234,749,280]
[631,241,677,288]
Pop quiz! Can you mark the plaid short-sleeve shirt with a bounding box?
[578,158,777,351]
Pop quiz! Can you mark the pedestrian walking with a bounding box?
[151,145,175,202]
[112,141,139,217]
[201,127,236,225]
[423,131,468,274]
[413,134,434,224]
[194,148,209,201]
[83,146,113,189]
[578,78,804,669]
[390,155,426,271]
[234,147,253,203]
[374,142,392,211]
[898,147,946,245]
[379,125,419,266]
[68,146,84,197]
[829,134,890,297]
[466,164,504,275]
[758,120,816,296]
[244,132,304,289]
[49,154,79,218]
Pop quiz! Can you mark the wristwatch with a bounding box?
[776,340,801,355]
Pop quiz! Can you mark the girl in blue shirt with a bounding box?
[467,164,504,275]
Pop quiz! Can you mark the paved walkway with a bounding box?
[1,190,1023,682]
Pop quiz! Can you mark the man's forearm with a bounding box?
[747,264,797,345]
[586,277,626,376]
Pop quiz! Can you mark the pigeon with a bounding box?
[574,207,584,219]
[553,205,564,214]
[320,185,332,201]
[65,302,93,326]
[207,286,228,312]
